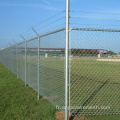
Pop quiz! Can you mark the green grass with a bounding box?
[70,59,120,115]
[36,57,120,119]
[0,63,56,120]
[0,57,120,120]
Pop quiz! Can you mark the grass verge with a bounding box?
[0,62,120,120]
[0,63,56,120]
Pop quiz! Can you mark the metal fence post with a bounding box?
[20,35,27,86]
[11,46,14,73]
[17,44,19,79]
[25,40,27,86]
[37,36,40,100]
[13,40,19,79]
[65,0,69,119]
[9,42,13,72]
[31,27,40,100]
[69,28,72,115]
[9,47,11,70]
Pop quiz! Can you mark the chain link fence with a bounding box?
[69,26,120,118]
[0,10,120,120]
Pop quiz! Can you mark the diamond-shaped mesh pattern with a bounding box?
[26,39,38,92]
[0,29,65,110]
[0,22,119,119]
[11,45,17,74]
[18,42,25,81]
[39,30,65,107]
[0,47,11,69]
[69,26,120,115]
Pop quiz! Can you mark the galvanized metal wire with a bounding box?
[0,10,120,120]
[69,25,120,117]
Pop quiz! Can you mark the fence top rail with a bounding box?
[25,28,65,42]
[71,27,120,32]
[1,27,120,51]
[15,28,65,46]
[0,28,65,50]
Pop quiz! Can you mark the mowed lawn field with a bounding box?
[37,57,120,119]
[0,57,120,120]
[0,63,56,120]
[70,59,120,115]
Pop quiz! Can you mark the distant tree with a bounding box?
[89,50,99,54]
[71,49,99,55]
[107,51,116,55]
[61,50,65,54]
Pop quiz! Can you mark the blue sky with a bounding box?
[0,0,120,49]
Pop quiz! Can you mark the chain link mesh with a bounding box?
[0,30,65,110]
[0,10,120,119]
[26,39,38,92]
[69,25,120,116]
[18,42,25,81]
[39,30,65,107]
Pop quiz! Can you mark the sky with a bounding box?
[0,0,120,50]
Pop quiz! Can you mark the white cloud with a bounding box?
[42,0,50,5]
[42,5,59,11]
